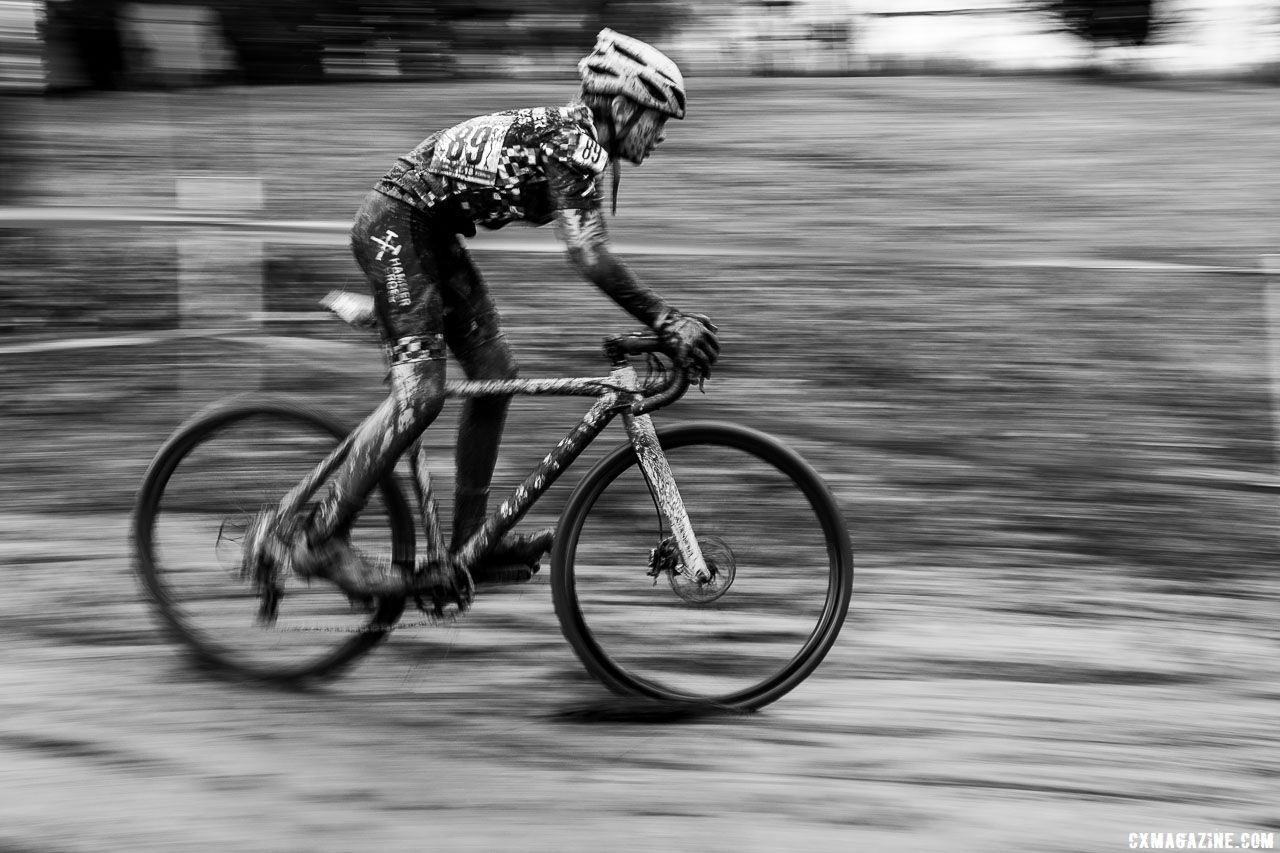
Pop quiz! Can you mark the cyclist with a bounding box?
[249,29,719,609]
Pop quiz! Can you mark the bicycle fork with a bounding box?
[621,405,711,586]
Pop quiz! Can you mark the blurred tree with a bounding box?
[585,0,692,42]
[0,97,16,200]
[44,0,127,91]
[35,0,693,87]
[212,0,327,83]
[1030,0,1163,47]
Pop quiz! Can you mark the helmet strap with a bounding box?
[611,158,621,215]
[608,100,646,216]
[601,107,622,215]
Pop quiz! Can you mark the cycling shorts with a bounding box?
[350,190,506,368]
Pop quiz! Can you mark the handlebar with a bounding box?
[602,332,694,416]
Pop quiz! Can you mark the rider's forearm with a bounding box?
[556,206,673,329]
[575,249,672,329]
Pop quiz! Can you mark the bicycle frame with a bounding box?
[276,358,710,592]
[447,363,708,584]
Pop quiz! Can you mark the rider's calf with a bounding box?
[453,332,519,544]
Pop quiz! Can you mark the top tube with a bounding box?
[444,376,620,399]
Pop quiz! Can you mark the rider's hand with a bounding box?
[658,309,720,379]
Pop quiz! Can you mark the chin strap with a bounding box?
[611,158,621,215]
[607,106,646,216]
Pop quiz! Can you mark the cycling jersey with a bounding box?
[376,103,608,236]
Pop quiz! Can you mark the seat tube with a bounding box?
[623,411,709,583]
[408,440,450,570]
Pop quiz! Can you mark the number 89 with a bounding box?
[446,126,493,166]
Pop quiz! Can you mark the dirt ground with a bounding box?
[0,76,1277,851]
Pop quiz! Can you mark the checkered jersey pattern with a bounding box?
[388,333,445,366]
[376,104,607,234]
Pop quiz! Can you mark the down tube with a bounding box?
[622,412,709,582]
[453,395,620,570]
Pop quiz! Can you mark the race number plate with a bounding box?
[430,113,517,185]
[568,132,608,174]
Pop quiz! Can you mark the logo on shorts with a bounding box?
[371,229,402,261]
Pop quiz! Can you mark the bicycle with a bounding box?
[132,295,853,711]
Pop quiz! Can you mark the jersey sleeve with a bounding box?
[541,124,608,212]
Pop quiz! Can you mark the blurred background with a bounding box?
[1,0,1278,93]
[1,2,1278,851]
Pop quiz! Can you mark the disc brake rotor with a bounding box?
[668,535,736,604]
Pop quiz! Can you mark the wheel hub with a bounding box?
[648,535,736,604]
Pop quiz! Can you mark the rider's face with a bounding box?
[622,110,668,165]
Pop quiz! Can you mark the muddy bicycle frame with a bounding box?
[274,334,710,589]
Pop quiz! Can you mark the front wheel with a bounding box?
[132,395,413,683]
[551,423,853,711]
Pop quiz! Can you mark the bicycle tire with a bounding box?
[551,422,853,711]
[132,394,412,683]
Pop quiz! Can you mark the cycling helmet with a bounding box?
[578,28,686,120]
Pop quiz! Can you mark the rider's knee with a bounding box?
[405,386,446,426]
[461,334,519,382]
[390,359,446,428]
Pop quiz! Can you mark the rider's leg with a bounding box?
[281,193,462,599]
[439,237,553,567]
[305,358,446,547]
[262,359,451,602]
[305,192,447,542]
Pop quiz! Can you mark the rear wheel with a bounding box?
[552,422,853,710]
[132,395,412,683]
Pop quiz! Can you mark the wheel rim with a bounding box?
[555,425,852,709]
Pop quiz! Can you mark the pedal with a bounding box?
[408,557,475,617]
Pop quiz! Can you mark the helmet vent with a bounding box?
[587,61,622,78]
[639,76,667,103]
[614,44,648,66]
